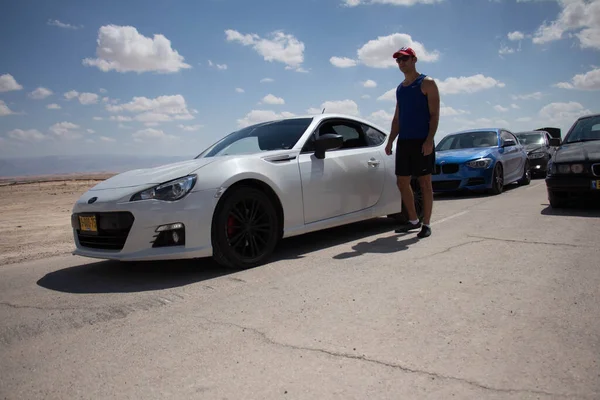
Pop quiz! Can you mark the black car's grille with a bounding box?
[74,212,134,250]
[592,163,600,176]
[433,180,461,191]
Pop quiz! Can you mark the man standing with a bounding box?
[384,47,440,238]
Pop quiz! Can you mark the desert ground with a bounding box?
[0,175,113,266]
[1,176,599,399]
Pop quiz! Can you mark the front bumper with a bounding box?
[528,155,549,174]
[71,188,220,261]
[546,175,600,194]
[431,162,493,192]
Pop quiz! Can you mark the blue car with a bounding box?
[432,128,531,194]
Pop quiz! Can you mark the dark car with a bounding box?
[545,113,600,208]
[515,130,556,177]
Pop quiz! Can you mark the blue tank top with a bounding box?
[396,73,430,140]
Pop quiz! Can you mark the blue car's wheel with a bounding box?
[489,163,504,195]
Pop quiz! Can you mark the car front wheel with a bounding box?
[211,185,280,269]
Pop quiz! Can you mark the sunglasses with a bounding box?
[396,56,412,63]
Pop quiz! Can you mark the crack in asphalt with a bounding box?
[0,301,98,311]
[467,235,591,248]
[196,316,596,399]
[423,239,486,258]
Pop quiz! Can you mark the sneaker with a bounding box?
[417,225,431,238]
[394,221,421,233]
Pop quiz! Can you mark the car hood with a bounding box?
[525,144,544,153]
[89,158,217,190]
[435,148,492,162]
[553,140,600,163]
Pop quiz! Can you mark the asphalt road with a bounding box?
[1,180,599,400]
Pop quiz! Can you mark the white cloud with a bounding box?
[369,110,394,127]
[236,88,245,93]
[511,103,520,109]
[87,129,95,134]
[225,29,305,71]
[64,90,79,100]
[441,106,469,116]
[177,124,203,131]
[0,100,16,116]
[508,31,526,41]
[531,0,600,49]
[106,94,194,123]
[554,67,600,90]
[109,115,133,122]
[377,88,397,101]
[260,78,274,83]
[208,60,228,70]
[0,74,23,92]
[47,19,81,30]
[47,103,61,110]
[78,92,99,105]
[494,105,509,112]
[49,122,81,139]
[132,128,177,142]
[237,110,296,128]
[7,129,45,141]
[342,0,443,6]
[436,74,505,94]
[28,87,53,100]
[538,101,591,123]
[362,79,377,88]
[99,88,107,94]
[100,136,116,142]
[261,94,285,105]
[452,117,511,131]
[307,100,360,116]
[93,116,103,121]
[499,45,515,55]
[353,33,440,68]
[512,91,544,100]
[83,25,192,73]
[330,57,357,68]
[361,94,371,99]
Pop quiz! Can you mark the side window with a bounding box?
[361,124,387,146]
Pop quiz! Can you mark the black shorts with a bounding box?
[395,138,435,177]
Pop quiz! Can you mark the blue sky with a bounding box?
[0,0,599,158]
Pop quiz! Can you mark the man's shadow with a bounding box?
[333,234,420,260]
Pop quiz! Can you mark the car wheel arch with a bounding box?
[213,178,285,239]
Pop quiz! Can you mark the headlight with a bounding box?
[528,152,545,159]
[466,158,492,168]
[553,163,585,175]
[130,175,197,202]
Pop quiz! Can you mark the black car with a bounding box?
[515,130,556,177]
[545,113,600,208]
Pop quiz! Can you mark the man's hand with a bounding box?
[385,141,393,155]
[422,139,433,156]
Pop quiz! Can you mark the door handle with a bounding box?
[368,158,380,167]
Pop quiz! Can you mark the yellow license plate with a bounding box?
[79,215,97,232]
[593,180,600,190]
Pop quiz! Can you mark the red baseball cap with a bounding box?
[393,47,416,58]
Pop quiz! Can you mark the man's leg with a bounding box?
[394,140,422,233]
[415,144,435,238]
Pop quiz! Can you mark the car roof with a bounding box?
[255,113,391,134]
[442,128,502,137]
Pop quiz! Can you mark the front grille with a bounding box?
[592,163,600,177]
[441,163,459,174]
[433,180,461,190]
[75,212,134,250]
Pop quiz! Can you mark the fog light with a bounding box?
[156,222,183,232]
[172,231,180,243]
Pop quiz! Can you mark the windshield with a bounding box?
[436,131,498,151]
[196,117,313,158]
[516,132,544,145]
[564,115,600,144]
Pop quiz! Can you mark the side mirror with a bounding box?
[502,139,516,147]
[314,133,343,159]
[549,138,561,146]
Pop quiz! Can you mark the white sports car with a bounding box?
[71,113,423,269]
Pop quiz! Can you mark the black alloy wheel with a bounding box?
[490,163,504,195]
[212,186,279,269]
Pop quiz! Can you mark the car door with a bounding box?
[297,118,386,224]
[500,130,522,179]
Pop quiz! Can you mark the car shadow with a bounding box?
[540,199,600,218]
[433,183,519,201]
[37,217,401,294]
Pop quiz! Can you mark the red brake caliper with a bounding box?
[227,215,236,237]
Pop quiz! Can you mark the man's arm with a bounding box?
[423,78,440,143]
[387,102,400,146]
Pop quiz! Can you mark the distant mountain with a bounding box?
[0,154,196,178]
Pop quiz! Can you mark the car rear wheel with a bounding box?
[211,185,280,269]
[518,160,531,185]
[489,163,504,195]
